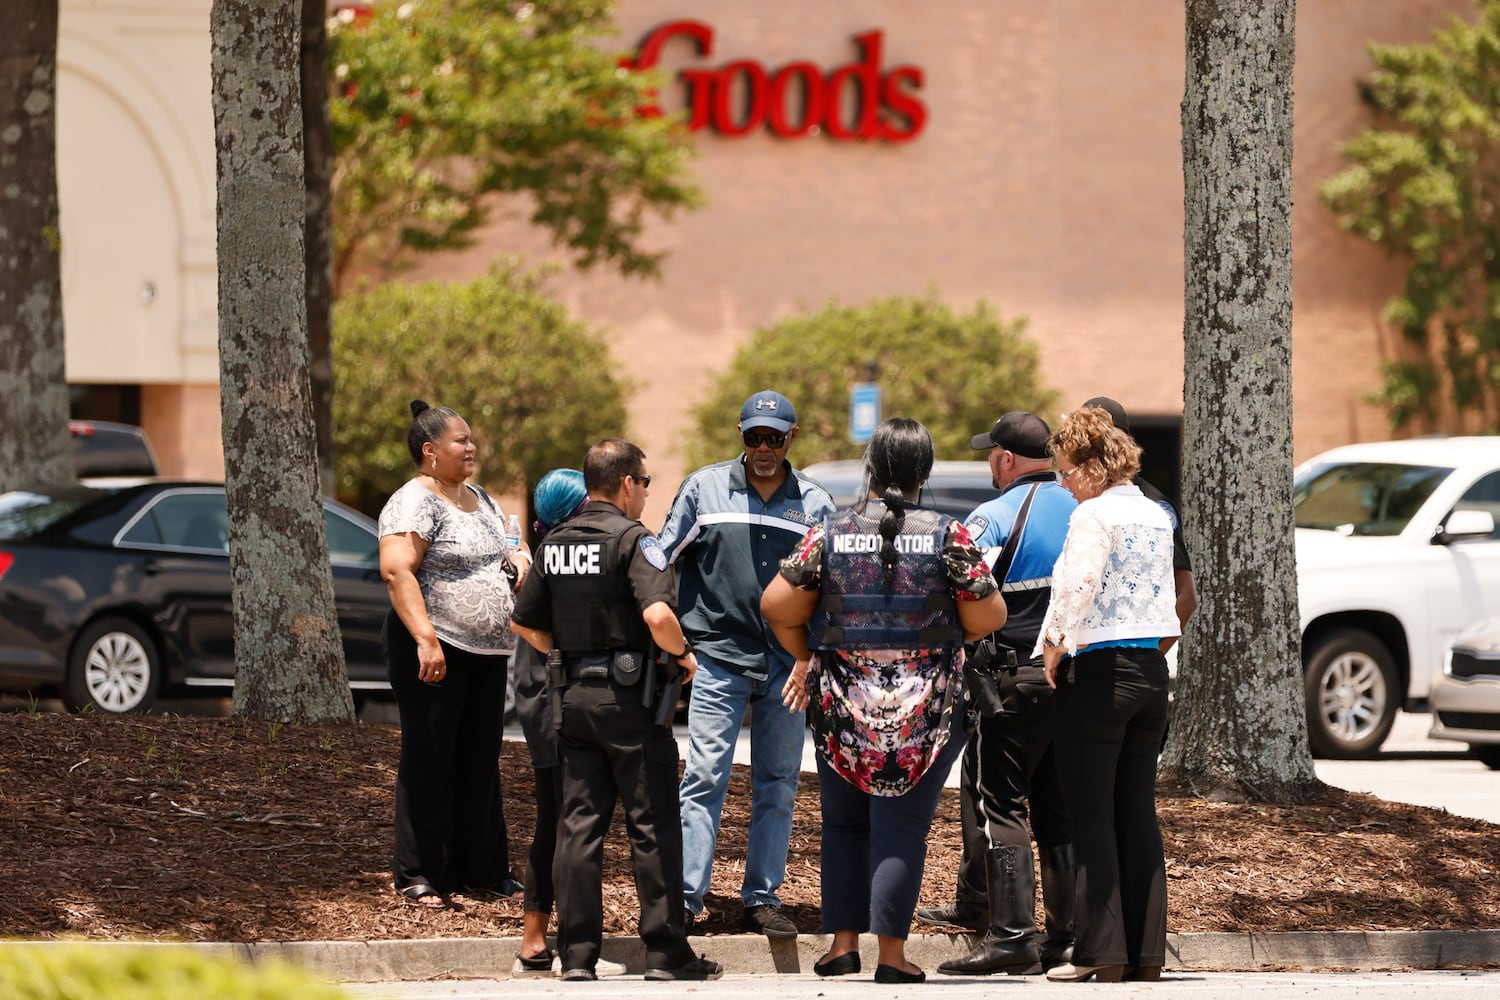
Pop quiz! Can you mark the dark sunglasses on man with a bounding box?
[742,430,788,450]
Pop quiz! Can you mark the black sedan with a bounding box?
[0,481,391,714]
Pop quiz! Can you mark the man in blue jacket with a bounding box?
[659,390,836,939]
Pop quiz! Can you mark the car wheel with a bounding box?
[1471,744,1500,770]
[64,618,161,715]
[1303,628,1398,759]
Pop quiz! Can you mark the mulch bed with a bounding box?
[2,713,1498,941]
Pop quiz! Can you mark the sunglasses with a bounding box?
[630,473,652,489]
[742,430,788,450]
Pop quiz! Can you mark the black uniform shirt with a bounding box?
[512,500,678,644]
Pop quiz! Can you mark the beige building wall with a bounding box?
[55,0,1475,505]
[58,0,223,479]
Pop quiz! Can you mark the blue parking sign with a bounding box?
[849,382,881,444]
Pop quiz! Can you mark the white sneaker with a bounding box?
[551,954,626,977]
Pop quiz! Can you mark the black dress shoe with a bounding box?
[813,952,860,977]
[874,964,926,984]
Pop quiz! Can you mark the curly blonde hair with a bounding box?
[1049,406,1141,486]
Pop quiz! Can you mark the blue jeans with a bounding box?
[679,652,805,913]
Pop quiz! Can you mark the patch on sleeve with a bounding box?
[966,515,990,537]
[640,536,669,570]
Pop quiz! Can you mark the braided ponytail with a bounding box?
[879,485,906,588]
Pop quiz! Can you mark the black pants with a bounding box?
[952,698,1069,902]
[524,764,562,914]
[1052,646,1169,968]
[385,611,513,894]
[556,677,693,973]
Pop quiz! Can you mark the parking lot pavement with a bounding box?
[340,970,1500,999]
[1314,709,1500,824]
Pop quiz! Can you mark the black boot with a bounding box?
[936,845,1042,976]
[915,898,986,933]
[1038,843,1077,970]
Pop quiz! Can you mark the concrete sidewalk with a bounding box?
[15,929,1496,982]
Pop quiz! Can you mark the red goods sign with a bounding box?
[630,20,926,142]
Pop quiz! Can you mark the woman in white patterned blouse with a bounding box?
[378,400,530,910]
[1037,406,1179,984]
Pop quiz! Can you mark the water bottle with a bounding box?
[505,513,523,551]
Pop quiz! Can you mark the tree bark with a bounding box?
[211,0,352,723]
[0,0,73,491]
[302,0,336,499]
[1161,0,1318,802]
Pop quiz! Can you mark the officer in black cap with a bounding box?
[511,438,722,982]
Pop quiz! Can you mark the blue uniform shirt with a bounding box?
[964,471,1077,651]
[658,457,836,679]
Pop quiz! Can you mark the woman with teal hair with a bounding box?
[511,469,625,977]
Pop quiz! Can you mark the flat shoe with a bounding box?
[874,963,925,984]
[512,948,553,977]
[396,881,449,909]
[550,955,626,977]
[1046,962,1125,982]
[813,952,860,977]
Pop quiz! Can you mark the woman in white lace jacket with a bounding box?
[1036,406,1179,984]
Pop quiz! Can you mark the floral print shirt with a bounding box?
[378,479,518,655]
[780,511,996,795]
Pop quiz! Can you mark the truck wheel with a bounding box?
[1303,628,1398,759]
[1471,744,1500,770]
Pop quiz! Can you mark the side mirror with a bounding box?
[1434,508,1496,544]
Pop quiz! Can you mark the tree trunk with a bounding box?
[302,0,336,499]
[211,0,353,724]
[1161,0,1318,802]
[0,0,73,491]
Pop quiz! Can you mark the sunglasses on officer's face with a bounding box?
[742,430,788,450]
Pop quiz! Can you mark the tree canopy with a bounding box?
[683,293,1056,471]
[327,0,702,291]
[1321,0,1500,434]
[333,265,630,514]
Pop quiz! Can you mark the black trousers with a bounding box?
[385,611,513,895]
[952,698,1069,902]
[523,764,562,914]
[1052,646,1169,968]
[556,677,693,973]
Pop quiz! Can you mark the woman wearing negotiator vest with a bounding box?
[1038,406,1180,983]
[762,417,1007,984]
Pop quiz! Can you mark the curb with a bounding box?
[10,930,1499,981]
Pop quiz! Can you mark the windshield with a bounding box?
[0,489,98,539]
[1293,461,1451,535]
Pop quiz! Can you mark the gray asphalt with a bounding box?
[338,970,1500,999]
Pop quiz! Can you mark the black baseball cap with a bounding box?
[1081,396,1130,433]
[968,411,1052,458]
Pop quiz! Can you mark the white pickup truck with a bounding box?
[1294,437,1500,757]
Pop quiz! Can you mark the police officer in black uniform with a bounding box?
[510,438,722,983]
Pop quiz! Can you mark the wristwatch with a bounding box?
[672,638,695,660]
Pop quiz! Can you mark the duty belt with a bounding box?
[566,654,612,682]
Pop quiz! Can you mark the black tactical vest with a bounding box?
[537,505,653,654]
[810,502,961,650]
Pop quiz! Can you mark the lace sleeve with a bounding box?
[1040,505,1112,655]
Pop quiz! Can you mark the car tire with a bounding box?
[64,618,161,715]
[1303,628,1399,759]
[1471,744,1500,770]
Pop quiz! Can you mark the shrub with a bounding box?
[0,944,346,1000]
[684,292,1056,469]
[333,265,630,514]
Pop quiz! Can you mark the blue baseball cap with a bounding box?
[739,390,797,433]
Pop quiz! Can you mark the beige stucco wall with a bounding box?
[55,0,1476,500]
[58,0,223,479]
